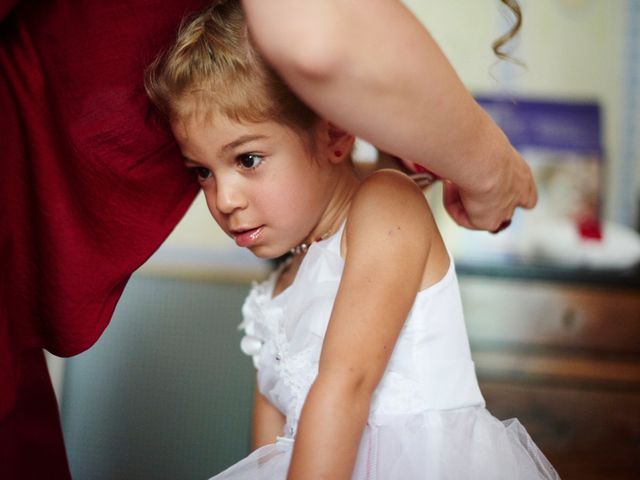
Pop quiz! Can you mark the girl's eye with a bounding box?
[237,154,264,170]
[190,166,213,181]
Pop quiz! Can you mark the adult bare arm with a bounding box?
[241,0,536,231]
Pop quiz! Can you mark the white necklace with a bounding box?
[289,230,334,256]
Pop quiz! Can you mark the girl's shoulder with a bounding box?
[356,167,429,197]
[342,169,437,259]
[349,168,434,229]
[342,170,449,292]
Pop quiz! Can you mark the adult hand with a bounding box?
[442,149,537,232]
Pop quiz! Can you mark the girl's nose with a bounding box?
[215,178,247,214]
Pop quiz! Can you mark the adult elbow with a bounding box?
[251,20,345,83]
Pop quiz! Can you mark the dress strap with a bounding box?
[324,219,347,257]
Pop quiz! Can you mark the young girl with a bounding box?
[145,1,559,478]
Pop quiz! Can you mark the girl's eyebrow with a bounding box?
[181,154,199,165]
[221,134,268,153]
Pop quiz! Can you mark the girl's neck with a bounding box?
[301,167,359,250]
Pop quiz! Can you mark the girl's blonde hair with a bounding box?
[144,0,317,134]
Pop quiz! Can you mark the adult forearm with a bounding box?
[242,0,509,194]
[287,378,371,480]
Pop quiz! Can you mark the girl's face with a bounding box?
[171,115,353,259]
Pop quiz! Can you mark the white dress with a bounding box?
[211,223,560,479]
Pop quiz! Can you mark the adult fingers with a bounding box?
[515,160,538,210]
[445,182,513,232]
[442,182,475,230]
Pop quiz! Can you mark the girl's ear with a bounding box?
[325,121,355,164]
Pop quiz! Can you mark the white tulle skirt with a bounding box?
[210,407,560,479]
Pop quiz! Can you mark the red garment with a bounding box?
[0,1,207,477]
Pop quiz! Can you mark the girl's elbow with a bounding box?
[315,368,379,401]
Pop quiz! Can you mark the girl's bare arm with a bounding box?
[287,170,436,480]
[251,386,286,450]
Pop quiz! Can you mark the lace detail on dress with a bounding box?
[238,274,279,368]
[238,238,345,427]
[239,267,326,434]
[278,346,319,422]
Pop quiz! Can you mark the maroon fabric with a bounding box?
[0,349,70,477]
[0,0,208,477]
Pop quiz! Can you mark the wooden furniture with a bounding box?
[459,264,640,480]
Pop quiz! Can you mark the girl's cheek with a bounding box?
[202,189,221,220]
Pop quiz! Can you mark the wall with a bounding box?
[61,276,255,479]
[404,0,636,226]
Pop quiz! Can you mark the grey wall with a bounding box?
[61,275,255,479]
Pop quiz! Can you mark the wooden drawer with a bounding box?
[481,381,640,480]
[459,276,640,354]
[459,275,640,479]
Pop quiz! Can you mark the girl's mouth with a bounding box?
[232,226,264,247]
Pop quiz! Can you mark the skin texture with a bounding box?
[252,387,285,450]
[241,0,537,232]
[172,111,450,479]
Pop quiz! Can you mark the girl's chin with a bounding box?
[247,245,290,260]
